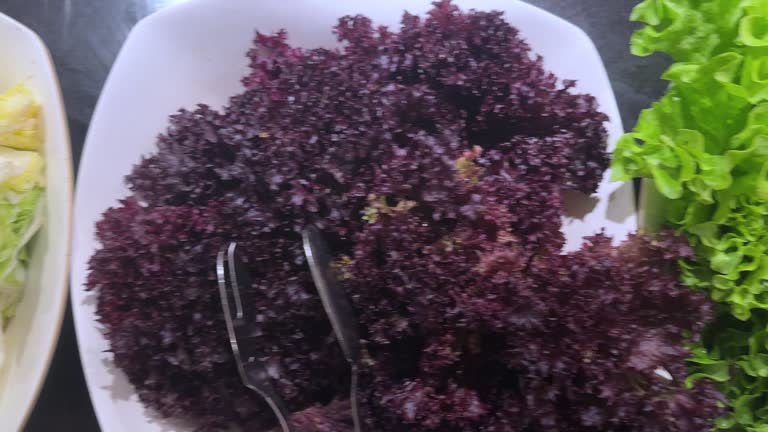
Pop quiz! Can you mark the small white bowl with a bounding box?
[0,12,73,431]
[71,1,636,430]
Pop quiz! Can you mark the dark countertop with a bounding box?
[0,1,669,430]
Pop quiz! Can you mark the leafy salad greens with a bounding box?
[0,83,45,366]
[612,0,768,429]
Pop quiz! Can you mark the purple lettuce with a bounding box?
[86,1,723,431]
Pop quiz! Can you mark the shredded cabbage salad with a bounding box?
[0,83,45,367]
[612,1,768,429]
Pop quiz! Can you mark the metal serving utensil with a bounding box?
[216,242,294,432]
[302,226,363,432]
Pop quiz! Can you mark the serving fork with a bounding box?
[216,242,294,432]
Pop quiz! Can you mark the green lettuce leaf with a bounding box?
[0,187,44,320]
[617,0,768,429]
[630,0,745,62]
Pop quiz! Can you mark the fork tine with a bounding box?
[216,245,242,362]
[226,242,245,320]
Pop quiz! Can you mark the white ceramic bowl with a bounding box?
[72,1,636,430]
[0,12,73,431]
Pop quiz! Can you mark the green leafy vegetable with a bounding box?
[0,187,43,318]
[613,0,768,429]
[0,84,45,368]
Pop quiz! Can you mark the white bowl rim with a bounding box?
[0,10,74,430]
[71,0,635,430]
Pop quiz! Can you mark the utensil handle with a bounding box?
[264,396,294,432]
[243,365,294,432]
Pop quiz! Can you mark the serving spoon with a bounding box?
[302,225,363,432]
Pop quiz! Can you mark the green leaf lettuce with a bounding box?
[614,0,768,429]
